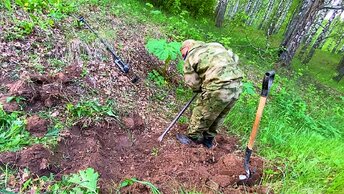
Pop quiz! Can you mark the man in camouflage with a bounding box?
[177,39,244,148]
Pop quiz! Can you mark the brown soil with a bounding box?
[0,95,20,112]
[26,115,48,137]
[0,116,266,193]
[0,144,56,177]
[1,66,81,113]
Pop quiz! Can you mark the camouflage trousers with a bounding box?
[188,80,242,140]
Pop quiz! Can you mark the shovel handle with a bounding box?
[158,93,198,142]
[247,96,267,149]
[247,70,275,149]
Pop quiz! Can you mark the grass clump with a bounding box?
[225,74,344,193]
[117,177,161,194]
[0,105,30,152]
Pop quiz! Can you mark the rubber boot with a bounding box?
[202,136,214,148]
[176,134,203,145]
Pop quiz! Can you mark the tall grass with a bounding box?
[225,75,344,193]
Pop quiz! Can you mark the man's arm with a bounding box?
[184,60,202,92]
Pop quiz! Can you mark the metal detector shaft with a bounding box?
[158,93,198,142]
[78,16,129,74]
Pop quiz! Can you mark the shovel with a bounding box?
[158,93,198,142]
[239,70,275,181]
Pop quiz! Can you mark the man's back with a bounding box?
[184,42,244,91]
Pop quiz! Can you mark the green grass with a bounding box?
[0,105,58,152]
[225,75,344,193]
[117,177,161,194]
[293,50,344,93]
[0,167,99,193]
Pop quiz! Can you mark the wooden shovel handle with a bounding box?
[247,96,267,150]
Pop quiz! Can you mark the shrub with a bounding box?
[146,0,217,16]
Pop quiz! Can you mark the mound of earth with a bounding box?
[26,115,49,137]
[0,144,57,177]
[0,115,266,193]
[0,66,82,113]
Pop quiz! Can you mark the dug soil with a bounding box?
[1,117,267,193]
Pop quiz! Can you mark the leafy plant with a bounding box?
[146,38,181,76]
[0,105,30,152]
[117,178,160,194]
[6,96,25,104]
[178,116,188,124]
[148,70,167,87]
[67,168,99,193]
[66,99,117,127]
[151,147,159,156]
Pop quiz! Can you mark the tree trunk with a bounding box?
[299,8,328,57]
[215,0,229,27]
[319,17,340,49]
[258,0,275,30]
[279,0,325,66]
[245,0,254,14]
[267,0,285,36]
[274,0,293,34]
[303,8,341,64]
[333,56,344,82]
[247,0,263,26]
[228,0,240,19]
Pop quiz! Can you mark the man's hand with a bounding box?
[193,88,202,93]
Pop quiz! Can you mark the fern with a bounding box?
[146,38,181,76]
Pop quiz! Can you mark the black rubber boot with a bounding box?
[176,134,203,145]
[202,136,214,148]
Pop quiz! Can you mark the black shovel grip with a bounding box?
[261,70,275,97]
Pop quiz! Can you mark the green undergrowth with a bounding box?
[0,105,58,152]
[293,50,344,93]
[66,98,118,127]
[0,167,99,193]
[225,75,344,193]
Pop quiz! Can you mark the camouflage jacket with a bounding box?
[184,41,244,91]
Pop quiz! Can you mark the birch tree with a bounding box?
[258,0,275,30]
[279,0,325,66]
[303,7,342,63]
[274,0,293,34]
[215,0,229,27]
[228,0,240,19]
[332,31,344,53]
[267,0,286,36]
[299,6,329,57]
[247,0,263,26]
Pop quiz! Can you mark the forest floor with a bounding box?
[0,5,271,194]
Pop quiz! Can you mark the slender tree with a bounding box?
[279,0,325,66]
[228,0,240,19]
[247,0,263,26]
[274,0,293,34]
[215,0,229,27]
[299,6,329,57]
[267,0,286,36]
[258,0,275,30]
[245,0,254,14]
[332,31,344,53]
[303,7,342,64]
